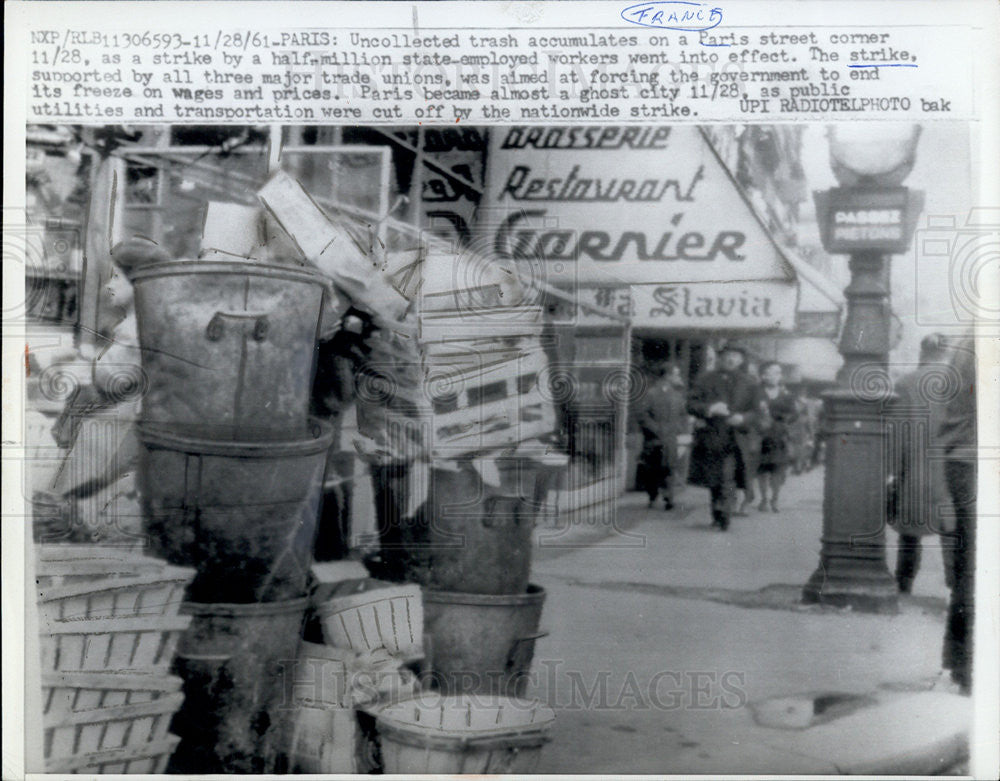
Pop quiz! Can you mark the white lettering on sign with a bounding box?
[832,225,904,241]
[833,209,903,225]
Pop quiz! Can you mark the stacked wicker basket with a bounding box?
[35,544,195,774]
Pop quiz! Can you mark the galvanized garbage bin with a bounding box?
[422,584,547,697]
[167,597,309,774]
[131,260,327,439]
[138,421,333,603]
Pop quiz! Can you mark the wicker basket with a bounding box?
[42,671,182,720]
[40,615,191,673]
[375,694,555,774]
[288,704,359,774]
[317,584,423,659]
[45,691,184,760]
[46,734,181,774]
[292,642,353,709]
[35,544,164,589]
[38,566,194,623]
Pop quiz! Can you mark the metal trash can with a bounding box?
[168,597,308,774]
[423,584,547,697]
[131,260,327,438]
[138,421,333,603]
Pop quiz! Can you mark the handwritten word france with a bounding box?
[621,2,723,31]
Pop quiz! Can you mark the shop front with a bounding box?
[478,125,802,503]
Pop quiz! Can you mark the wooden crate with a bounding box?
[360,349,558,460]
[421,333,546,367]
[426,350,556,457]
[419,305,547,340]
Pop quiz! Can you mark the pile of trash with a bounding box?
[248,170,561,510]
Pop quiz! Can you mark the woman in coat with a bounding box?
[755,362,798,512]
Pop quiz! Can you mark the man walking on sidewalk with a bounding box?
[936,334,977,694]
[636,362,688,510]
[886,333,952,594]
[686,342,760,531]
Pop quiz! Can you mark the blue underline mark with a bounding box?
[700,42,731,47]
[848,63,918,68]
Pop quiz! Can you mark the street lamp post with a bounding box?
[802,126,924,612]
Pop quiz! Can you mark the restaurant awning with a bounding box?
[747,253,844,381]
[783,250,844,337]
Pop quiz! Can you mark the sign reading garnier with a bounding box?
[480,125,798,329]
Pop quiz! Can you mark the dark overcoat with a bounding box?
[887,365,953,537]
[758,388,798,469]
[637,380,688,472]
[686,369,760,489]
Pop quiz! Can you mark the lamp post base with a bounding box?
[801,388,899,614]
[802,562,899,613]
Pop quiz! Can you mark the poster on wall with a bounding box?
[416,127,488,247]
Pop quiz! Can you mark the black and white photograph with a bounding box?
[4,1,999,778]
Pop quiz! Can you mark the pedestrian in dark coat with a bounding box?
[686,343,760,530]
[886,333,952,594]
[936,334,976,694]
[755,362,797,512]
[636,363,688,510]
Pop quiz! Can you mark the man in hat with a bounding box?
[686,341,761,530]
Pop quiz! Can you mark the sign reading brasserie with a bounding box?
[481,126,798,329]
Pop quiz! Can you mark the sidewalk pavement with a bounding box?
[526,468,970,774]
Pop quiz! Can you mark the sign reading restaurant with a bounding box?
[481,125,798,329]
